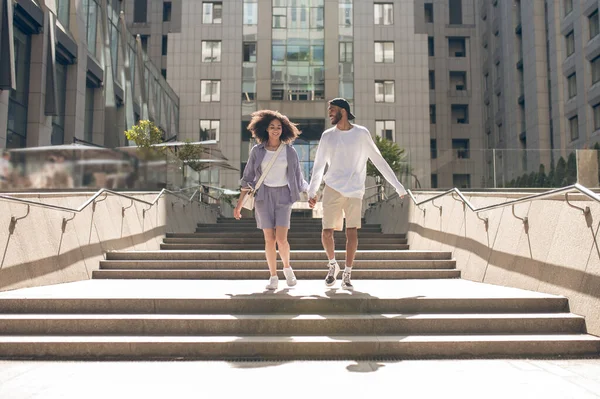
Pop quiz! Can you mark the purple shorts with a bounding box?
[254,185,293,229]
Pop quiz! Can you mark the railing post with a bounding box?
[493,148,497,188]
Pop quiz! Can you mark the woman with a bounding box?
[234,110,309,290]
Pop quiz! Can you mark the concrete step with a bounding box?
[0,313,584,336]
[1,334,598,359]
[194,227,383,233]
[98,259,457,270]
[105,250,452,261]
[167,232,407,239]
[91,269,460,280]
[162,237,408,245]
[159,243,411,250]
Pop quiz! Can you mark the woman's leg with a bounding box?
[275,227,290,268]
[262,228,277,276]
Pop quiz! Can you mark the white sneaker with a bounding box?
[283,267,297,287]
[341,271,354,291]
[265,276,278,290]
[325,261,340,287]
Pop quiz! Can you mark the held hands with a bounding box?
[308,196,318,209]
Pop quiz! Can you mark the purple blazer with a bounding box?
[240,143,309,203]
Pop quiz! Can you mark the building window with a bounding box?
[84,85,95,143]
[424,3,433,23]
[431,174,438,188]
[202,41,221,62]
[452,139,470,158]
[163,1,172,22]
[374,3,393,25]
[7,28,32,148]
[340,42,353,62]
[590,10,599,39]
[564,0,573,16]
[567,73,577,98]
[428,37,435,56]
[430,139,437,159]
[450,71,467,90]
[242,81,256,101]
[161,35,168,55]
[451,104,469,124]
[429,70,435,90]
[593,104,600,131]
[339,1,353,26]
[273,7,286,28]
[339,81,354,101]
[374,41,394,63]
[133,0,147,23]
[57,0,70,28]
[566,31,575,57]
[203,2,222,24]
[569,115,579,140]
[593,56,600,84]
[449,0,462,25]
[200,120,220,141]
[243,1,258,25]
[51,63,68,145]
[449,37,466,57]
[201,80,221,102]
[430,104,436,124]
[375,120,395,141]
[161,69,167,79]
[453,174,471,188]
[375,80,395,103]
[140,35,149,53]
[243,42,256,62]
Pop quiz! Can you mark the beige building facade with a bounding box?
[127,0,467,190]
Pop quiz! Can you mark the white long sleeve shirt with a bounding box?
[308,124,407,199]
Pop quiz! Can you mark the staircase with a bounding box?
[0,216,598,360]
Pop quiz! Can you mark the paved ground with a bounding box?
[1,358,600,398]
[0,278,564,300]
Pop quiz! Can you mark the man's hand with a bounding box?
[308,196,318,209]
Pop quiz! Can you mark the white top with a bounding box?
[261,148,288,187]
[308,124,407,199]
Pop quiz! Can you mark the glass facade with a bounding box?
[271,0,325,101]
[51,63,68,145]
[7,28,31,148]
[339,0,353,100]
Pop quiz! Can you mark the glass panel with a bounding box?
[57,0,70,28]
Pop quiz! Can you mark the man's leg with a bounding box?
[341,197,362,290]
[345,227,358,268]
[321,186,344,286]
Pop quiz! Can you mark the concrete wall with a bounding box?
[0,192,217,291]
[365,191,600,336]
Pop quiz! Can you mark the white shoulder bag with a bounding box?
[241,143,285,211]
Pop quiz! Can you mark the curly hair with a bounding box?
[246,110,301,143]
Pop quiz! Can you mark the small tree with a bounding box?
[176,140,206,171]
[367,135,407,179]
[124,120,163,150]
[366,136,407,200]
[566,152,577,185]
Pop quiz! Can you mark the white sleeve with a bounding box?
[307,136,329,199]
[365,132,407,196]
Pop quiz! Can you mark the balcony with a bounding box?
[518,94,525,105]
[515,23,522,34]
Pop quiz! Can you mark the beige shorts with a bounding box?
[322,185,362,231]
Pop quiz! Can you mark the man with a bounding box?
[308,98,407,290]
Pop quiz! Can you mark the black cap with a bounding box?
[329,98,355,120]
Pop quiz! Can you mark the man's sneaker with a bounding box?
[341,271,354,291]
[325,261,340,287]
[283,267,297,287]
[265,276,278,290]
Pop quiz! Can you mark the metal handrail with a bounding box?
[0,186,216,215]
[387,183,600,215]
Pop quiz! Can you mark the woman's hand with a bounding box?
[234,206,242,220]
